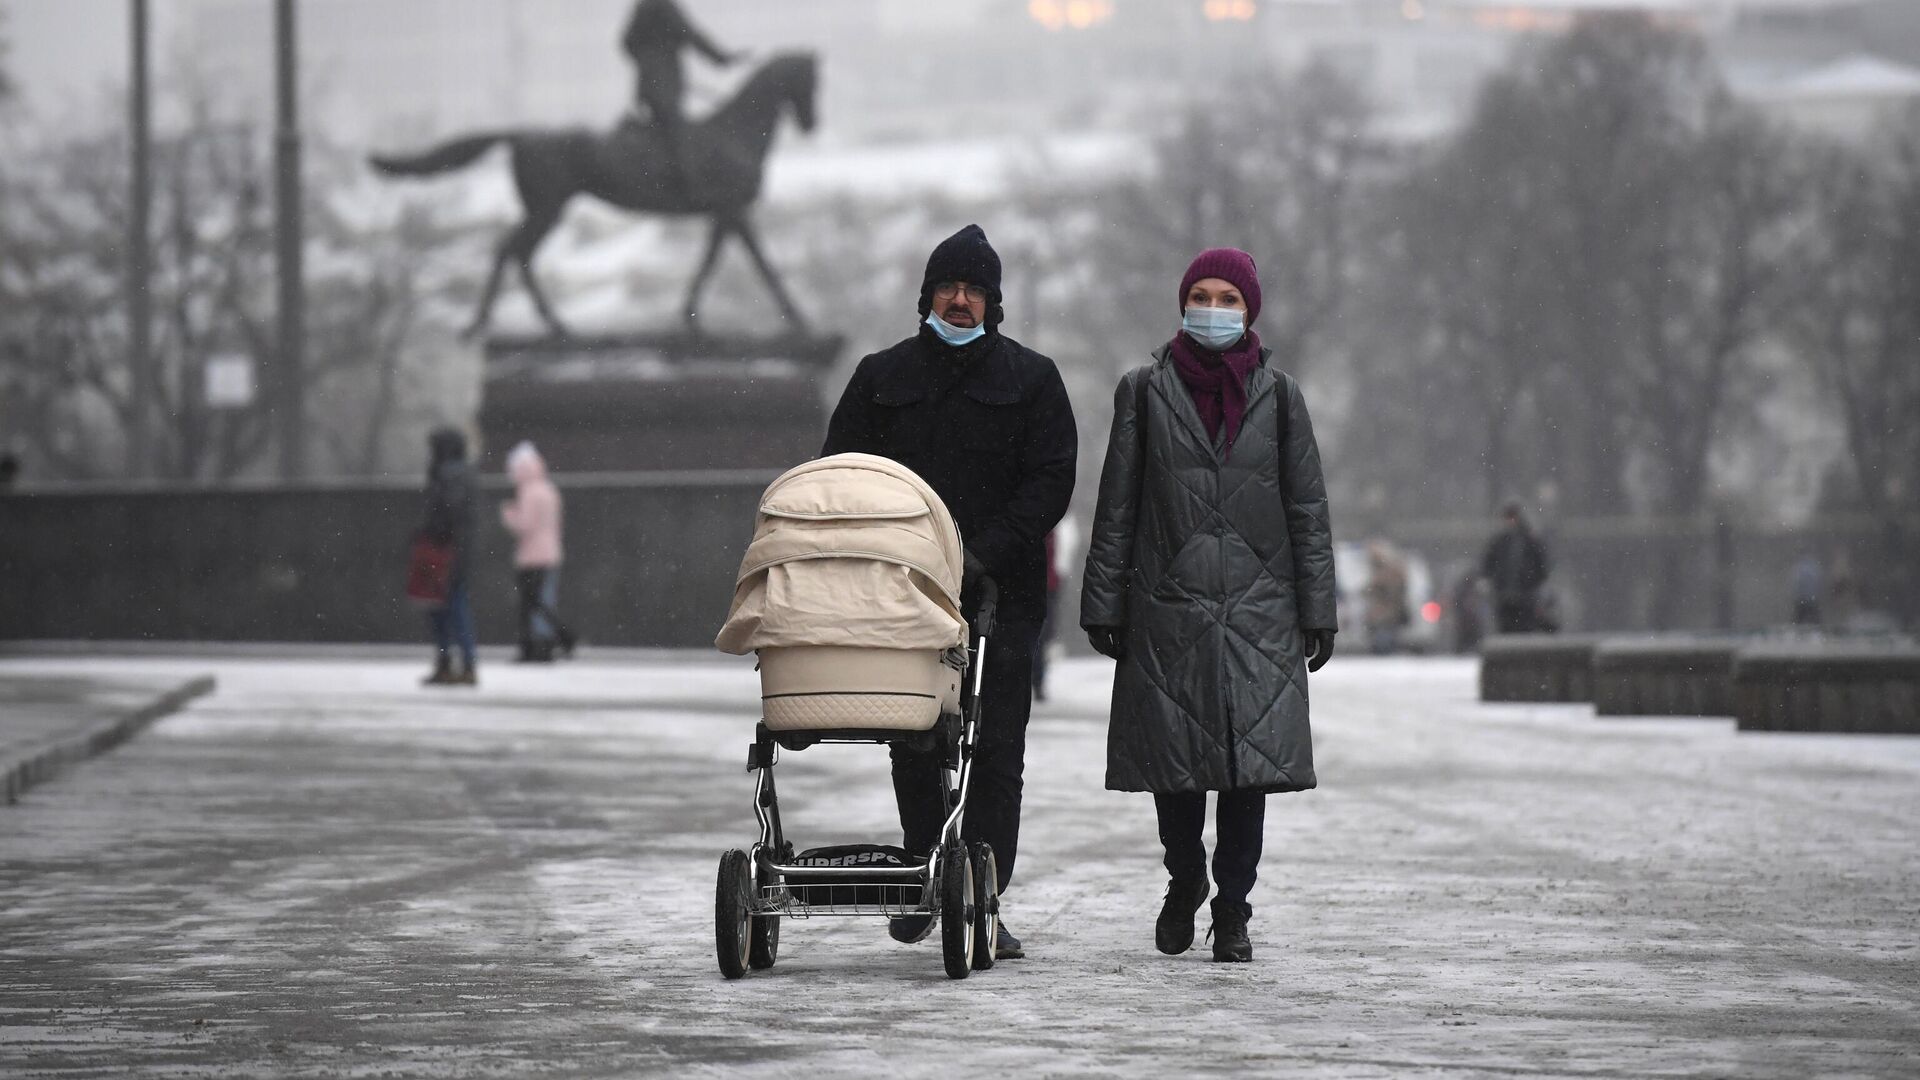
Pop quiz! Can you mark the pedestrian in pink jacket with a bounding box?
[500,441,576,661]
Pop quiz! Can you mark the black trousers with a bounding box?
[893,621,1038,895]
[515,567,572,649]
[1495,598,1537,634]
[1031,592,1056,697]
[1154,790,1267,914]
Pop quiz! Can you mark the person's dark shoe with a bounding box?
[994,921,1024,960]
[422,658,453,686]
[1156,874,1210,955]
[558,630,578,659]
[448,667,478,688]
[1207,899,1252,963]
[888,914,933,944]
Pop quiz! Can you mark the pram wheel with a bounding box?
[749,878,780,970]
[716,849,753,980]
[970,844,998,971]
[939,839,975,979]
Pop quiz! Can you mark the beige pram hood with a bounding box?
[715,453,967,654]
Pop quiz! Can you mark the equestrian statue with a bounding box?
[370,3,815,340]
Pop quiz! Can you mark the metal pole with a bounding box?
[127,0,152,477]
[1713,515,1735,631]
[274,0,306,480]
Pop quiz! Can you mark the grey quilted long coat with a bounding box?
[1080,346,1337,794]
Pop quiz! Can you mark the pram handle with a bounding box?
[973,577,999,640]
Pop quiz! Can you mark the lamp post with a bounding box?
[274,0,306,480]
[127,0,152,477]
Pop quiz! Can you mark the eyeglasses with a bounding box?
[932,282,990,304]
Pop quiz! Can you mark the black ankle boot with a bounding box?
[422,656,453,686]
[1208,899,1252,963]
[1155,874,1210,955]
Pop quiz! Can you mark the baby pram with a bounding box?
[713,453,1000,980]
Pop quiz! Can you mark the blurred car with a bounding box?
[1334,540,1443,654]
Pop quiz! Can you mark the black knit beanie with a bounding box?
[918,224,1005,329]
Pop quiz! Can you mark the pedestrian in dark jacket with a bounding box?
[422,427,478,687]
[1081,248,1337,963]
[822,223,1078,960]
[1481,503,1550,634]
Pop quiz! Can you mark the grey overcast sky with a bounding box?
[0,0,1861,120]
[6,0,129,114]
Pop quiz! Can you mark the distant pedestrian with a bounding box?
[0,450,18,491]
[1828,550,1857,629]
[419,428,478,687]
[500,441,576,662]
[1481,503,1550,634]
[1362,540,1411,654]
[1791,550,1823,627]
[1451,569,1488,653]
[1081,247,1338,963]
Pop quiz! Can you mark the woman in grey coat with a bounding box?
[1080,248,1338,962]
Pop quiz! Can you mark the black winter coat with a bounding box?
[422,462,475,586]
[1482,526,1549,603]
[822,326,1077,625]
[1080,347,1336,794]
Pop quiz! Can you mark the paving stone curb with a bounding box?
[1,675,216,805]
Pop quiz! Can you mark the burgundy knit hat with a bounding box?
[1178,247,1262,327]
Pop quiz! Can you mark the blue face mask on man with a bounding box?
[1181,306,1246,351]
[925,310,987,347]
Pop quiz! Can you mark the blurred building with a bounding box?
[1741,53,1920,138]
[13,0,1920,145]
[133,0,1920,149]
[172,0,629,142]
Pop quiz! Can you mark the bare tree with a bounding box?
[1788,117,1920,623]
[1362,71,1562,522]
[0,91,477,482]
[0,4,15,104]
[1050,60,1373,383]
[1619,101,1799,627]
[1521,16,1729,521]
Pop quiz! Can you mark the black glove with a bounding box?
[1086,625,1126,661]
[962,548,987,594]
[1304,628,1335,673]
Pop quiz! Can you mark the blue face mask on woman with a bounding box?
[1182,306,1246,351]
[926,310,987,347]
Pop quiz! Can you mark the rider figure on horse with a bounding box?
[622,0,740,196]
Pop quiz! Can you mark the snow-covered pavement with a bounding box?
[1,653,1915,1078]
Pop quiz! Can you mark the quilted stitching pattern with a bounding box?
[1081,357,1337,794]
[764,693,941,732]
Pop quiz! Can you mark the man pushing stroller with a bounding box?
[822,224,1077,960]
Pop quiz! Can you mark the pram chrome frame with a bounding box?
[717,581,1001,979]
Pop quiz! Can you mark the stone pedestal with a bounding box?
[1733,643,1920,734]
[1478,634,1606,703]
[1592,637,1740,717]
[477,331,845,472]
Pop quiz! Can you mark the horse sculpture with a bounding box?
[370,53,817,340]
